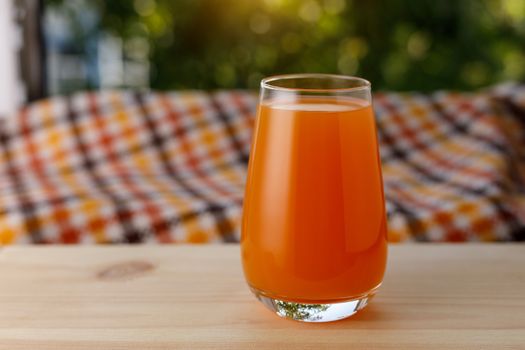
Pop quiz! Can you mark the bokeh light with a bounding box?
[44,0,525,93]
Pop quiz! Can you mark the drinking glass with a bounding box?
[241,74,387,322]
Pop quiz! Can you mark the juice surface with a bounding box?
[241,97,387,302]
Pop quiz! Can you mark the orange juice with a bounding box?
[241,97,387,303]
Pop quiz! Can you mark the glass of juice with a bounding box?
[241,74,387,322]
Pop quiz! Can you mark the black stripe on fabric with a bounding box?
[378,124,489,197]
[377,100,497,197]
[387,198,429,242]
[486,197,524,242]
[511,227,525,242]
[497,96,525,123]
[0,194,78,216]
[428,97,507,154]
[209,94,250,164]
[65,95,144,243]
[134,92,237,242]
[378,94,507,160]
[0,121,44,243]
[496,97,525,156]
[133,207,228,241]
[489,97,525,241]
[492,97,525,186]
[48,112,219,178]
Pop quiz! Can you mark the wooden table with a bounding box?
[0,245,523,349]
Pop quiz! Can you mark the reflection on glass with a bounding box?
[274,302,330,322]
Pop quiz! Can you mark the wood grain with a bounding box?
[0,245,523,349]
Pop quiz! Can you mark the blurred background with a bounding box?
[1,0,524,114]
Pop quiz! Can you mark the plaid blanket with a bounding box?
[0,84,524,244]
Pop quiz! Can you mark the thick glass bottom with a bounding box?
[250,287,376,323]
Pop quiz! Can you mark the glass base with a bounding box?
[251,287,375,323]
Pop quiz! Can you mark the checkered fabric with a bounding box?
[378,83,525,242]
[0,84,524,244]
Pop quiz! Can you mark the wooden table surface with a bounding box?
[0,245,523,349]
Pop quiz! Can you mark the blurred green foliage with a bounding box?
[45,0,525,91]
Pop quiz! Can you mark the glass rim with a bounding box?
[261,73,371,93]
